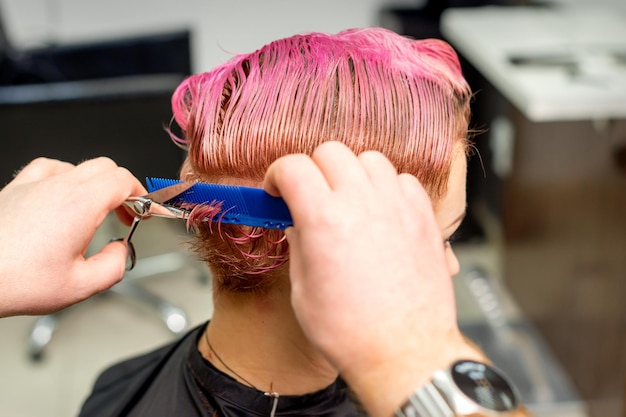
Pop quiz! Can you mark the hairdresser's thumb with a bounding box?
[74,240,128,298]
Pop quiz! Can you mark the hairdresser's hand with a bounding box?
[0,157,146,318]
[264,142,482,417]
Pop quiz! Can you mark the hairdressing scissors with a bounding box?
[120,181,195,270]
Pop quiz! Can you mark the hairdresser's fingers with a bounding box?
[113,205,140,227]
[357,150,401,190]
[358,153,426,234]
[311,142,370,190]
[72,240,128,299]
[8,158,75,187]
[91,173,146,227]
[264,153,332,217]
[72,157,123,177]
[39,160,147,232]
[396,173,442,241]
[70,163,147,212]
[398,173,431,211]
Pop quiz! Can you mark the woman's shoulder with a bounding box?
[77,323,206,417]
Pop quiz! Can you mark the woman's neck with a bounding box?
[197,277,338,395]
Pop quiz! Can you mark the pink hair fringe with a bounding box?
[169,27,472,287]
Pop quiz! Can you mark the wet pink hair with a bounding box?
[170,27,472,293]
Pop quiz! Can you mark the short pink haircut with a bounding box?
[170,28,472,292]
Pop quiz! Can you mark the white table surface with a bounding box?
[440,5,626,122]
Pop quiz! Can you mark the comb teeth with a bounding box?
[146,177,293,230]
[147,178,250,214]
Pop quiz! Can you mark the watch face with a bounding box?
[450,360,519,411]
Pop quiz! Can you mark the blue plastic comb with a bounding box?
[146,177,293,230]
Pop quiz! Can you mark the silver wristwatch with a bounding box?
[395,359,520,417]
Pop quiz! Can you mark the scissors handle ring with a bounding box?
[110,235,137,271]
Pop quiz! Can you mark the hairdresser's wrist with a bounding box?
[342,330,485,417]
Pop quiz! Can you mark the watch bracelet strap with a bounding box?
[395,382,454,417]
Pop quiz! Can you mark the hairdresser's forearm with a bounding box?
[343,337,533,417]
[342,335,486,417]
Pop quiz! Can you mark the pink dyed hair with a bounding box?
[170,27,472,292]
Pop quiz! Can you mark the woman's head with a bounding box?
[170,27,473,292]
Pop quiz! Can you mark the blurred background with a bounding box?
[0,1,624,416]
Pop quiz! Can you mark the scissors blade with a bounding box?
[144,180,195,204]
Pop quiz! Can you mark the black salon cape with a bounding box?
[78,322,361,417]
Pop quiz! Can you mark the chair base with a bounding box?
[27,251,207,361]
